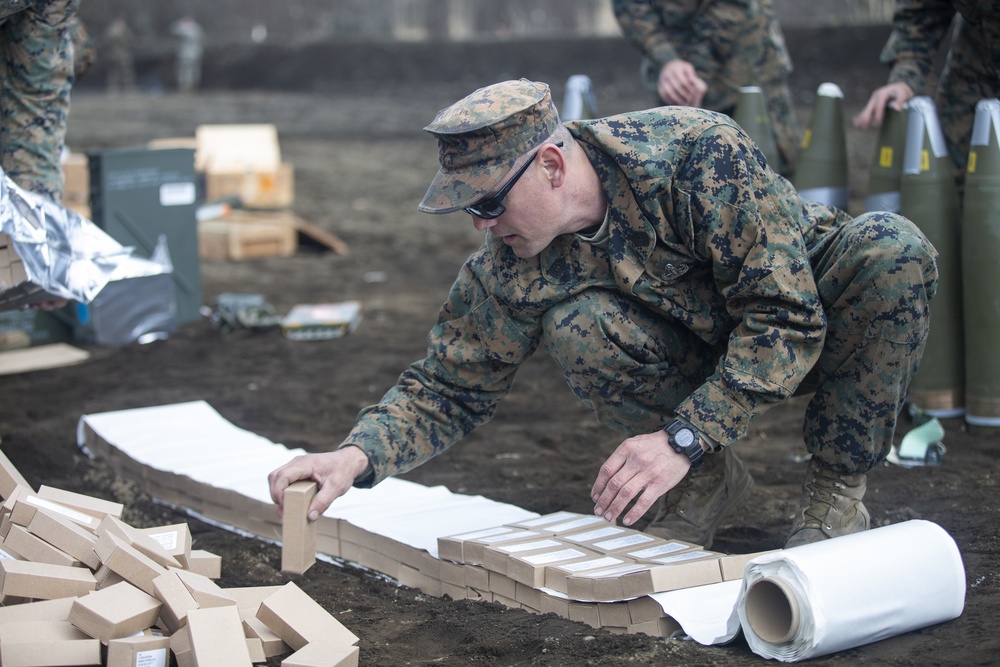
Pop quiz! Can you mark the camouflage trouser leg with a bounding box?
[541,288,721,437]
[803,212,938,474]
[0,0,78,202]
[935,18,1000,192]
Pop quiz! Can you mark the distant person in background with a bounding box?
[0,0,79,203]
[613,0,799,175]
[69,14,94,80]
[105,17,136,94]
[170,15,203,93]
[853,1,1000,188]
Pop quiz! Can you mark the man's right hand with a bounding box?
[853,82,915,129]
[657,59,708,107]
[268,445,370,522]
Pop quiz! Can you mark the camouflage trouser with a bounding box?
[640,56,800,176]
[935,15,1000,191]
[542,212,938,475]
[0,0,79,202]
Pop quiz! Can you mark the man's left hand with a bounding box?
[591,430,692,527]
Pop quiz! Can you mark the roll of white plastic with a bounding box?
[738,520,965,662]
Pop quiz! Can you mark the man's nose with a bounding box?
[472,215,497,232]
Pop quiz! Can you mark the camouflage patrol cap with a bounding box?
[419,79,561,214]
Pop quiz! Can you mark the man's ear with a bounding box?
[537,142,566,187]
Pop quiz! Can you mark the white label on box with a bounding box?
[523,548,588,565]
[594,533,656,551]
[565,526,625,543]
[451,527,516,542]
[479,531,541,545]
[25,495,97,527]
[146,531,178,551]
[137,648,168,667]
[515,512,578,528]
[159,182,196,206]
[653,550,714,564]
[500,539,562,555]
[558,556,624,573]
[546,516,607,533]
[582,563,648,579]
[628,541,690,559]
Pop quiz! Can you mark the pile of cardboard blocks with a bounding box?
[0,451,360,667]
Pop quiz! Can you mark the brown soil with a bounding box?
[2,27,996,666]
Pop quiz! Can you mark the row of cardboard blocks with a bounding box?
[0,452,360,667]
[80,414,763,640]
[432,512,764,635]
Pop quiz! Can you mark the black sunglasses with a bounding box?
[464,141,563,219]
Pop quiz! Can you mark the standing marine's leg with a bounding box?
[787,212,938,547]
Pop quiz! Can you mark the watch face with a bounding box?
[675,429,695,448]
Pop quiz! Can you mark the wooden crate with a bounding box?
[198,214,297,261]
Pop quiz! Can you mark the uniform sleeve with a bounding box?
[612,0,683,69]
[668,124,827,447]
[338,248,540,486]
[881,0,957,94]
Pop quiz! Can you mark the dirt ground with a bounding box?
[1,26,997,666]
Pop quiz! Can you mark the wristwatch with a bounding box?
[664,419,704,469]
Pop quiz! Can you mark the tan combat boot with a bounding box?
[785,456,870,548]
[645,447,753,549]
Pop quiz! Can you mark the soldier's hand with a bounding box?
[657,60,708,107]
[591,430,691,527]
[853,82,914,129]
[268,446,370,521]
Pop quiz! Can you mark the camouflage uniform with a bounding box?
[612,0,799,175]
[342,80,938,488]
[881,0,1000,177]
[0,0,78,202]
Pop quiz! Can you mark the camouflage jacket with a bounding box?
[343,108,851,486]
[882,0,1000,93]
[612,0,791,108]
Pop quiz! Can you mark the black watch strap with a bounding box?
[664,419,704,469]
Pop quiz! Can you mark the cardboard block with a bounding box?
[26,507,101,569]
[492,593,520,609]
[69,581,162,643]
[0,448,31,500]
[169,624,193,667]
[628,616,682,638]
[397,563,442,597]
[171,568,236,608]
[0,558,96,599]
[566,562,652,602]
[246,637,266,664]
[138,523,192,565]
[568,601,601,628]
[183,549,222,578]
[94,563,126,590]
[282,642,360,667]
[538,515,612,536]
[619,554,723,599]
[199,216,297,261]
[455,528,544,566]
[505,511,586,532]
[573,528,667,556]
[94,532,168,596]
[464,564,489,591]
[625,539,702,563]
[597,601,631,628]
[281,480,317,575]
[97,516,183,569]
[12,494,102,532]
[507,545,596,589]
[544,554,630,594]
[152,570,200,632]
[0,620,101,666]
[718,550,779,581]
[203,163,295,209]
[437,559,466,587]
[514,582,543,611]
[242,616,290,658]
[441,581,466,601]
[256,581,358,651]
[436,526,522,564]
[0,535,23,560]
[106,634,171,667]
[36,485,123,520]
[487,571,517,600]
[0,596,74,622]
[3,524,81,567]
[223,585,283,620]
[483,536,565,576]
[187,605,253,666]
[537,591,571,618]
[627,596,666,624]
